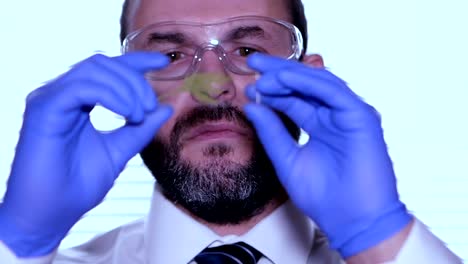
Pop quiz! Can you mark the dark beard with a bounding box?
[140,104,300,225]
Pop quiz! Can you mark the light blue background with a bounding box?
[0,0,467,260]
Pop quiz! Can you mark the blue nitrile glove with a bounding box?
[244,53,412,258]
[0,52,172,257]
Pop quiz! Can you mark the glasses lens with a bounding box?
[219,18,300,75]
[123,17,302,80]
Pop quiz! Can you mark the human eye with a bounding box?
[235,46,260,57]
[165,51,186,63]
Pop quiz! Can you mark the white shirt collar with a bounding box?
[144,184,316,264]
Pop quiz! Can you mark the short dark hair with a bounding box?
[119,0,309,52]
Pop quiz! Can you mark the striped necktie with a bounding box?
[194,242,263,264]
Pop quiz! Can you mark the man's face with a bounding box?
[133,0,295,224]
[131,0,291,165]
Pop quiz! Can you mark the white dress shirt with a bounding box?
[0,184,463,263]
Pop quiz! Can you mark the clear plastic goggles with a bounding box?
[122,16,304,80]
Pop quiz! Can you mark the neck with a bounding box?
[176,191,289,236]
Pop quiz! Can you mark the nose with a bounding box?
[191,47,236,104]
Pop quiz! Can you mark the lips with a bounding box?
[181,121,251,143]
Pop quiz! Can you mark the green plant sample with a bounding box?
[159,73,230,104]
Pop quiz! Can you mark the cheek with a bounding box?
[230,74,256,105]
[148,79,195,135]
[149,74,256,141]
[155,100,189,141]
[149,79,183,103]
[156,117,174,142]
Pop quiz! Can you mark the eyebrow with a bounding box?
[147,32,186,44]
[226,26,266,40]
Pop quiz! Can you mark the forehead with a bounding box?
[130,0,290,32]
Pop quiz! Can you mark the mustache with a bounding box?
[170,104,254,147]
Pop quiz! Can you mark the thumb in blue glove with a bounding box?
[243,53,412,257]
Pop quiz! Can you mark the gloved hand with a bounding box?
[244,53,412,258]
[0,52,172,257]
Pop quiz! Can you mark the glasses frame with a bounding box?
[121,16,304,80]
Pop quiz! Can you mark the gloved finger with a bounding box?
[248,53,343,84]
[245,85,321,135]
[70,53,169,122]
[54,52,169,91]
[113,51,169,73]
[243,102,298,176]
[247,83,379,135]
[103,105,173,173]
[248,54,360,110]
[113,52,169,109]
[54,57,162,123]
[69,58,144,122]
[247,53,303,73]
[253,67,346,98]
[276,67,362,111]
[93,55,159,112]
[50,79,138,124]
[253,67,361,111]
[253,71,293,96]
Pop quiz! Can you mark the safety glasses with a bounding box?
[122,16,304,80]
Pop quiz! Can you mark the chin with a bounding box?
[180,139,253,165]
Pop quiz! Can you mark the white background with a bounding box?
[0,0,467,260]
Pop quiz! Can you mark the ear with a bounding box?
[302,54,325,69]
